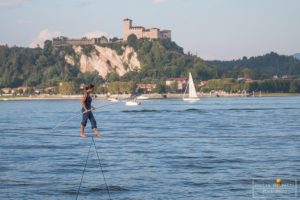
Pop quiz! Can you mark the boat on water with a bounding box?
[136,95,149,100]
[125,99,141,106]
[1,98,9,101]
[183,72,200,101]
[107,98,119,102]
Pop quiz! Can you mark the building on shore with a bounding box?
[137,83,157,93]
[123,18,171,40]
[166,78,187,90]
[1,88,12,94]
[52,36,108,47]
[237,77,253,82]
[198,81,207,87]
[45,86,57,93]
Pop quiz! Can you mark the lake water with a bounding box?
[1,97,299,199]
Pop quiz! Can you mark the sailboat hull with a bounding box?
[108,98,119,102]
[183,97,200,101]
[125,101,141,106]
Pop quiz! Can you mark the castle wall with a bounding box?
[52,36,108,47]
[125,27,144,39]
[159,30,171,39]
[123,19,171,40]
[143,29,159,39]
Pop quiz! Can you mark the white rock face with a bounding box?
[65,45,140,78]
[64,55,75,66]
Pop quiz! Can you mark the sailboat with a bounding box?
[183,72,200,101]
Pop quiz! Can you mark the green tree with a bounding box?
[96,86,107,94]
[241,68,254,79]
[120,71,140,82]
[155,83,166,94]
[107,82,119,94]
[289,79,300,93]
[43,40,53,56]
[59,82,76,95]
[18,89,24,95]
[110,37,119,42]
[127,34,138,49]
[106,72,120,82]
[168,82,178,93]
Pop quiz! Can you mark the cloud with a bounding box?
[83,31,108,39]
[30,29,61,48]
[17,19,33,24]
[0,0,31,9]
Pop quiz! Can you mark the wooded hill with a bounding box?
[1,36,300,92]
[207,52,300,79]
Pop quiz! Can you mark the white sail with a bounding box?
[183,72,199,101]
[188,72,198,98]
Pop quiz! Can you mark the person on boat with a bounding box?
[80,84,100,138]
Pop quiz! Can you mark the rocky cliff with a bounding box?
[65,45,140,77]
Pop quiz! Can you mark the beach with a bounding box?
[1,92,299,101]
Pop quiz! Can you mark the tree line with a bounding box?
[207,52,300,79]
[202,78,300,93]
[1,37,300,94]
[0,41,104,88]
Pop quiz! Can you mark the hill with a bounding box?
[1,37,300,90]
[207,52,300,79]
[0,42,104,88]
[0,37,216,88]
[63,35,216,83]
[294,53,300,60]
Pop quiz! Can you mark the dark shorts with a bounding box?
[81,111,97,129]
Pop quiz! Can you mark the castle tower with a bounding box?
[123,18,132,40]
[122,19,171,41]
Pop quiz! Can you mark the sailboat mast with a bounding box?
[183,80,188,98]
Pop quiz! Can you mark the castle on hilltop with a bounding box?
[52,19,171,47]
[123,19,171,40]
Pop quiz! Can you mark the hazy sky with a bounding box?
[0,0,299,60]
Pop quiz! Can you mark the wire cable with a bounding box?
[92,136,112,200]
[76,138,93,200]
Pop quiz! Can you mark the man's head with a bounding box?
[86,84,94,92]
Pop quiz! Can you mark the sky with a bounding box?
[0,0,299,60]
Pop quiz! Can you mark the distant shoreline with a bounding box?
[0,93,299,101]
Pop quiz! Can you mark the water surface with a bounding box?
[1,97,299,199]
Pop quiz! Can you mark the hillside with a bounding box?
[65,45,140,77]
[0,42,104,88]
[294,53,300,60]
[65,35,215,83]
[0,37,215,88]
[1,37,300,89]
[207,52,300,79]
[121,35,215,82]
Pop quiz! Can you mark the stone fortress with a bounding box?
[52,19,171,47]
[52,36,108,47]
[123,18,171,40]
